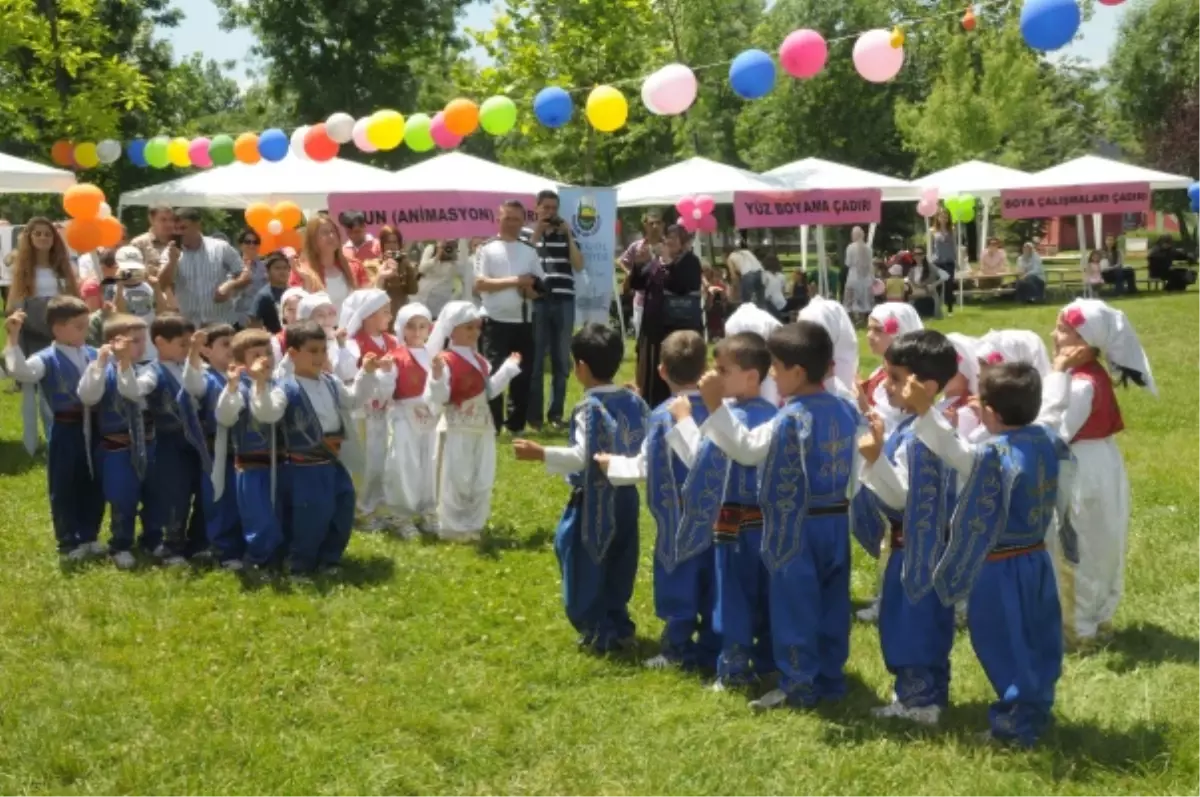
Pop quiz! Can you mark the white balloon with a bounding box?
[98,202,112,219]
[640,76,665,115]
[352,117,377,153]
[290,126,310,159]
[326,112,355,144]
[96,139,122,164]
[267,219,283,235]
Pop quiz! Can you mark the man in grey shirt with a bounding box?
[158,208,252,326]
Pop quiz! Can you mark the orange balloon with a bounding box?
[97,216,123,248]
[258,232,279,253]
[274,201,303,230]
[64,219,103,253]
[277,228,304,251]
[51,140,74,167]
[62,183,106,220]
[234,133,261,164]
[244,202,273,233]
[443,98,480,137]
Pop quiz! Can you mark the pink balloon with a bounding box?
[676,196,697,219]
[779,29,828,79]
[352,117,378,153]
[695,194,715,215]
[642,63,698,115]
[920,186,938,203]
[696,215,717,233]
[917,198,938,218]
[853,29,904,83]
[188,137,213,168]
[430,112,462,149]
[1097,0,1125,4]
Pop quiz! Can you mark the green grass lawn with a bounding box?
[0,294,1196,794]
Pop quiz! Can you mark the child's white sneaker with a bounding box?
[856,600,880,623]
[392,517,419,540]
[749,688,789,712]
[642,654,678,670]
[162,555,188,567]
[871,700,941,726]
[220,559,244,572]
[65,544,93,562]
[85,541,108,557]
[112,551,137,570]
[420,513,440,535]
[710,679,728,693]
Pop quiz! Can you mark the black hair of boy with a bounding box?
[202,322,236,348]
[262,251,289,271]
[231,328,272,363]
[103,313,148,342]
[884,329,958,391]
[45,295,90,328]
[285,320,327,352]
[767,321,832,386]
[715,331,770,381]
[659,330,707,386]
[979,362,1042,427]
[570,322,624,382]
[150,314,194,345]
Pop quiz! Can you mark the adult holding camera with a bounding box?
[374,225,420,314]
[474,199,546,434]
[522,189,582,431]
[628,224,703,407]
[417,238,473,318]
[157,208,250,326]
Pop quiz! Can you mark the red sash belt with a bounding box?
[987,542,1045,561]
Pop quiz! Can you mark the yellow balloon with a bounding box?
[167,136,192,167]
[73,142,99,169]
[586,85,628,133]
[367,110,406,151]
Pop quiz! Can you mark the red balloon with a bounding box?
[51,140,75,167]
[303,124,339,162]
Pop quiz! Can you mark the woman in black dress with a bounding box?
[629,224,703,407]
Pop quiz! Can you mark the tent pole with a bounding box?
[867,222,877,248]
[816,225,828,298]
[1076,213,1089,298]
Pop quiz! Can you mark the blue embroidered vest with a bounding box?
[229,376,278,455]
[146,363,211,471]
[280,376,346,456]
[34,345,93,414]
[646,393,709,572]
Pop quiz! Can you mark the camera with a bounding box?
[385,250,404,261]
[170,233,183,247]
[547,215,564,228]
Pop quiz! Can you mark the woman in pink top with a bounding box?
[975,236,1008,290]
[290,215,370,308]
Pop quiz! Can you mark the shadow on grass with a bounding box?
[476,522,555,558]
[234,554,396,594]
[1101,622,1200,674]
[0,437,42,476]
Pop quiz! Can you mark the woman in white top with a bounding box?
[416,239,474,318]
[841,226,875,318]
[291,216,369,309]
[6,217,80,354]
[725,236,765,309]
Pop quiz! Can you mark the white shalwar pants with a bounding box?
[355,407,390,517]
[383,399,439,520]
[435,398,497,540]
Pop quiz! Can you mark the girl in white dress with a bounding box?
[424,301,521,540]
[842,226,875,318]
[274,292,356,382]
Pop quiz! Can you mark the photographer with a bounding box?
[374,225,419,314]
[473,199,546,435]
[86,247,169,351]
[417,238,472,318]
[521,189,582,431]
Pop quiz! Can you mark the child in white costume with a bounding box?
[378,302,440,538]
[798,296,860,401]
[1048,299,1155,649]
[424,301,522,540]
[269,287,309,365]
[343,289,396,527]
[275,292,357,382]
[975,329,1052,377]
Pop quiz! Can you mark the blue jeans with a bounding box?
[529,296,575,425]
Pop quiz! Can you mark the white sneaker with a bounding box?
[392,517,419,540]
[871,700,941,726]
[112,551,137,570]
[749,688,788,713]
[220,559,244,572]
[162,555,188,567]
[421,513,440,535]
[65,544,93,562]
[710,679,728,693]
[856,601,880,623]
[870,700,906,718]
[85,541,108,557]
[642,654,678,670]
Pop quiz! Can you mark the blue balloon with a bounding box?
[258,128,289,162]
[729,49,776,100]
[533,87,573,129]
[1189,182,1199,213]
[127,138,148,168]
[1020,0,1081,52]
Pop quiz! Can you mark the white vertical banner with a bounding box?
[561,186,618,327]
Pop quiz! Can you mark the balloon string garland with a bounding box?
[51,0,1091,166]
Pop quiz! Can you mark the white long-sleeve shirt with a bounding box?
[697,404,776,467]
[249,370,380,430]
[423,347,521,408]
[215,386,245,428]
[605,392,703,484]
[4,342,88,383]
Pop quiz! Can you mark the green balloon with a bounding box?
[144,136,170,169]
[405,113,435,152]
[479,95,518,135]
[208,134,235,166]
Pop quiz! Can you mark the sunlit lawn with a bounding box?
[0,292,1195,794]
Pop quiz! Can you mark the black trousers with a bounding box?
[482,318,536,434]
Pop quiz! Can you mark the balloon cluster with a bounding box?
[61,184,123,252]
[676,194,716,234]
[916,186,939,218]
[943,195,977,224]
[244,201,305,253]
[51,140,122,169]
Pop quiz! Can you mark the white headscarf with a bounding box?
[977,329,1051,377]
[724,304,782,405]
[394,302,433,337]
[427,300,481,358]
[297,291,334,322]
[868,302,923,337]
[343,288,390,338]
[945,332,981,395]
[279,287,308,323]
[1060,299,1157,396]
[800,296,860,390]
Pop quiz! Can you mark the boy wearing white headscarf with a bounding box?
[798,297,860,401]
[342,289,396,528]
[425,301,522,540]
[1047,299,1155,650]
[842,226,875,318]
[378,302,440,538]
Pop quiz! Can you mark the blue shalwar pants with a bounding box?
[879,542,956,708]
[201,456,243,562]
[236,464,289,566]
[653,549,719,670]
[714,527,773,684]
[768,515,851,706]
[149,431,205,558]
[101,439,158,553]
[554,486,640,652]
[288,460,355,574]
[968,548,1062,746]
[46,419,104,552]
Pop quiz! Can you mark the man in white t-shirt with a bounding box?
[473,199,545,434]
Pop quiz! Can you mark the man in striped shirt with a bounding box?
[522,190,582,430]
[158,208,251,326]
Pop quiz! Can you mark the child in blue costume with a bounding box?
[907,354,1083,746]
[697,322,863,710]
[513,323,649,655]
[671,332,778,690]
[248,320,387,576]
[77,314,157,569]
[856,329,960,726]
[3,298,105,560]
[596,329,718,670]
[214,329,289,570]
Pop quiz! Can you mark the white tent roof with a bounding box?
[764,157,918,202]
[1020,155,1193,191]
[390,152,567,194]
[616,156,783,207]
[0,151,76,194]
[913,160,1031,199]
[118,155,396,212]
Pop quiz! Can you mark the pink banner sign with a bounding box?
[733,189,882,228]
[999,183,1151,219]
[326,190,536,240]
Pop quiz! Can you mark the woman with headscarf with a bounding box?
[842,226,875,320]
[617,209,666,338]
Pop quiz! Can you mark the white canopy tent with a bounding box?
[118,155,396,214]
[616,156,783,207]
[0,151,76,194]
[389,152,568,193]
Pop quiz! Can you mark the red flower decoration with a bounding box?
[986,351,1004,365]
[955,352,964,363]
[882,317,900,335]
[1062,306,1086,328]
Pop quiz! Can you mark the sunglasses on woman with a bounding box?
[242,237,261,246]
